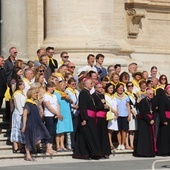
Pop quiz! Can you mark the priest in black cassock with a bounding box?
[92,83,111,159]
[73,79,101,160]
[157,84,170,156]
[133,88,157,157]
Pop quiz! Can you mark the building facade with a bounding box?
[1,0,170,77]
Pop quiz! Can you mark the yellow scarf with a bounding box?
[105,93,114,99]
[25,98,37,105]
[110,81,118,87]
[66,87,77,94]
[138,90,146,95]
[23,77,31,85]
[125,91,135,99]
[55,89,68,98]
[152,86,159,95]
[132,79,139,88]
[45,92,53,97]
[13,90,25,97]
[53,72,64,79]
[114,92,127,100]
[35,57,39,61]
[59,61,64,66]
[119,82,126,87]
[48,57,56,66]
[159,84,165,89]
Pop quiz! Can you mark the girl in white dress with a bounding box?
[104,83,118,151]
[10,80,26,153]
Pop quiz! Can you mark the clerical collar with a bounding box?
[146,97,152,101]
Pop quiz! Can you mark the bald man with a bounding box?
[73,79,101,160]
[134,88,157,157]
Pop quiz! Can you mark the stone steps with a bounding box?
[0,109,133,160]
[0,149,133,160]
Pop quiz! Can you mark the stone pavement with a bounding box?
[0,153,170,170]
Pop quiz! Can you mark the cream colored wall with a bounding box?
[1,0,170,78]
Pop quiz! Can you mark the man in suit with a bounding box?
[0,56,7,111]
[4,47,17,85]
[3,47,17,121]
[46,47,58,73]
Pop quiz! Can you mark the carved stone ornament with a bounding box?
[127,8,146,38]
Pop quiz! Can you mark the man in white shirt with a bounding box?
[77,54,97,74]
[128,62,138,81]
[23,68,34,95]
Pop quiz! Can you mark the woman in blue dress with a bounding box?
[54,79,73,152]
[21,88,51,161]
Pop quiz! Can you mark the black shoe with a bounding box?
[13,149,20,153]
[91,156,100,160]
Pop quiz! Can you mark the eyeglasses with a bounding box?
[63,56,69,58]
[127,85,133,87]
[39,70,44,72]
[161,77,166,80]
[70,66,75,69]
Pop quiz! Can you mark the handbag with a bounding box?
[106,109,114,121]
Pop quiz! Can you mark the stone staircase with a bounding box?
[0,107,132,159]
[0,109,74,159]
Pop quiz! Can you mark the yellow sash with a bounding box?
[48,57,56,66]
[25,98,37,105]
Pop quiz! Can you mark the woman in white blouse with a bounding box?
[104,83,118,152]
[10,80,26,153]
[43,82,62,155]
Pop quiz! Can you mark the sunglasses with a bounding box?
[70,66,75,69]
[39,70,44,72]
[63,56,69,58]
[161,78,166,80]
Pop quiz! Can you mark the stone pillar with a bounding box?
[1,0,27,59]
[42,0,120,53]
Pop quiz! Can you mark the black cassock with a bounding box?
[92,92,111,157]
[157,93,170,156]
[133,97,157,157]
[73,89,101,159]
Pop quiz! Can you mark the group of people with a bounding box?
[0,46,170,161]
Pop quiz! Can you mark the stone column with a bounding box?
[43,0,120,53]
[1,0,27,59]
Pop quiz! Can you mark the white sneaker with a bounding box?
[117,144,122,150]
[121,145,125,150]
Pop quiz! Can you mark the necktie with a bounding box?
[50,58,56,66]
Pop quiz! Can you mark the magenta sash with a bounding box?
[96,111,106,118]
[165,111,170,118]
[147,114,157,152]
[147,114,153,119]
[87,110,96,118]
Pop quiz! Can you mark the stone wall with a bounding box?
[1,0,170,78]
